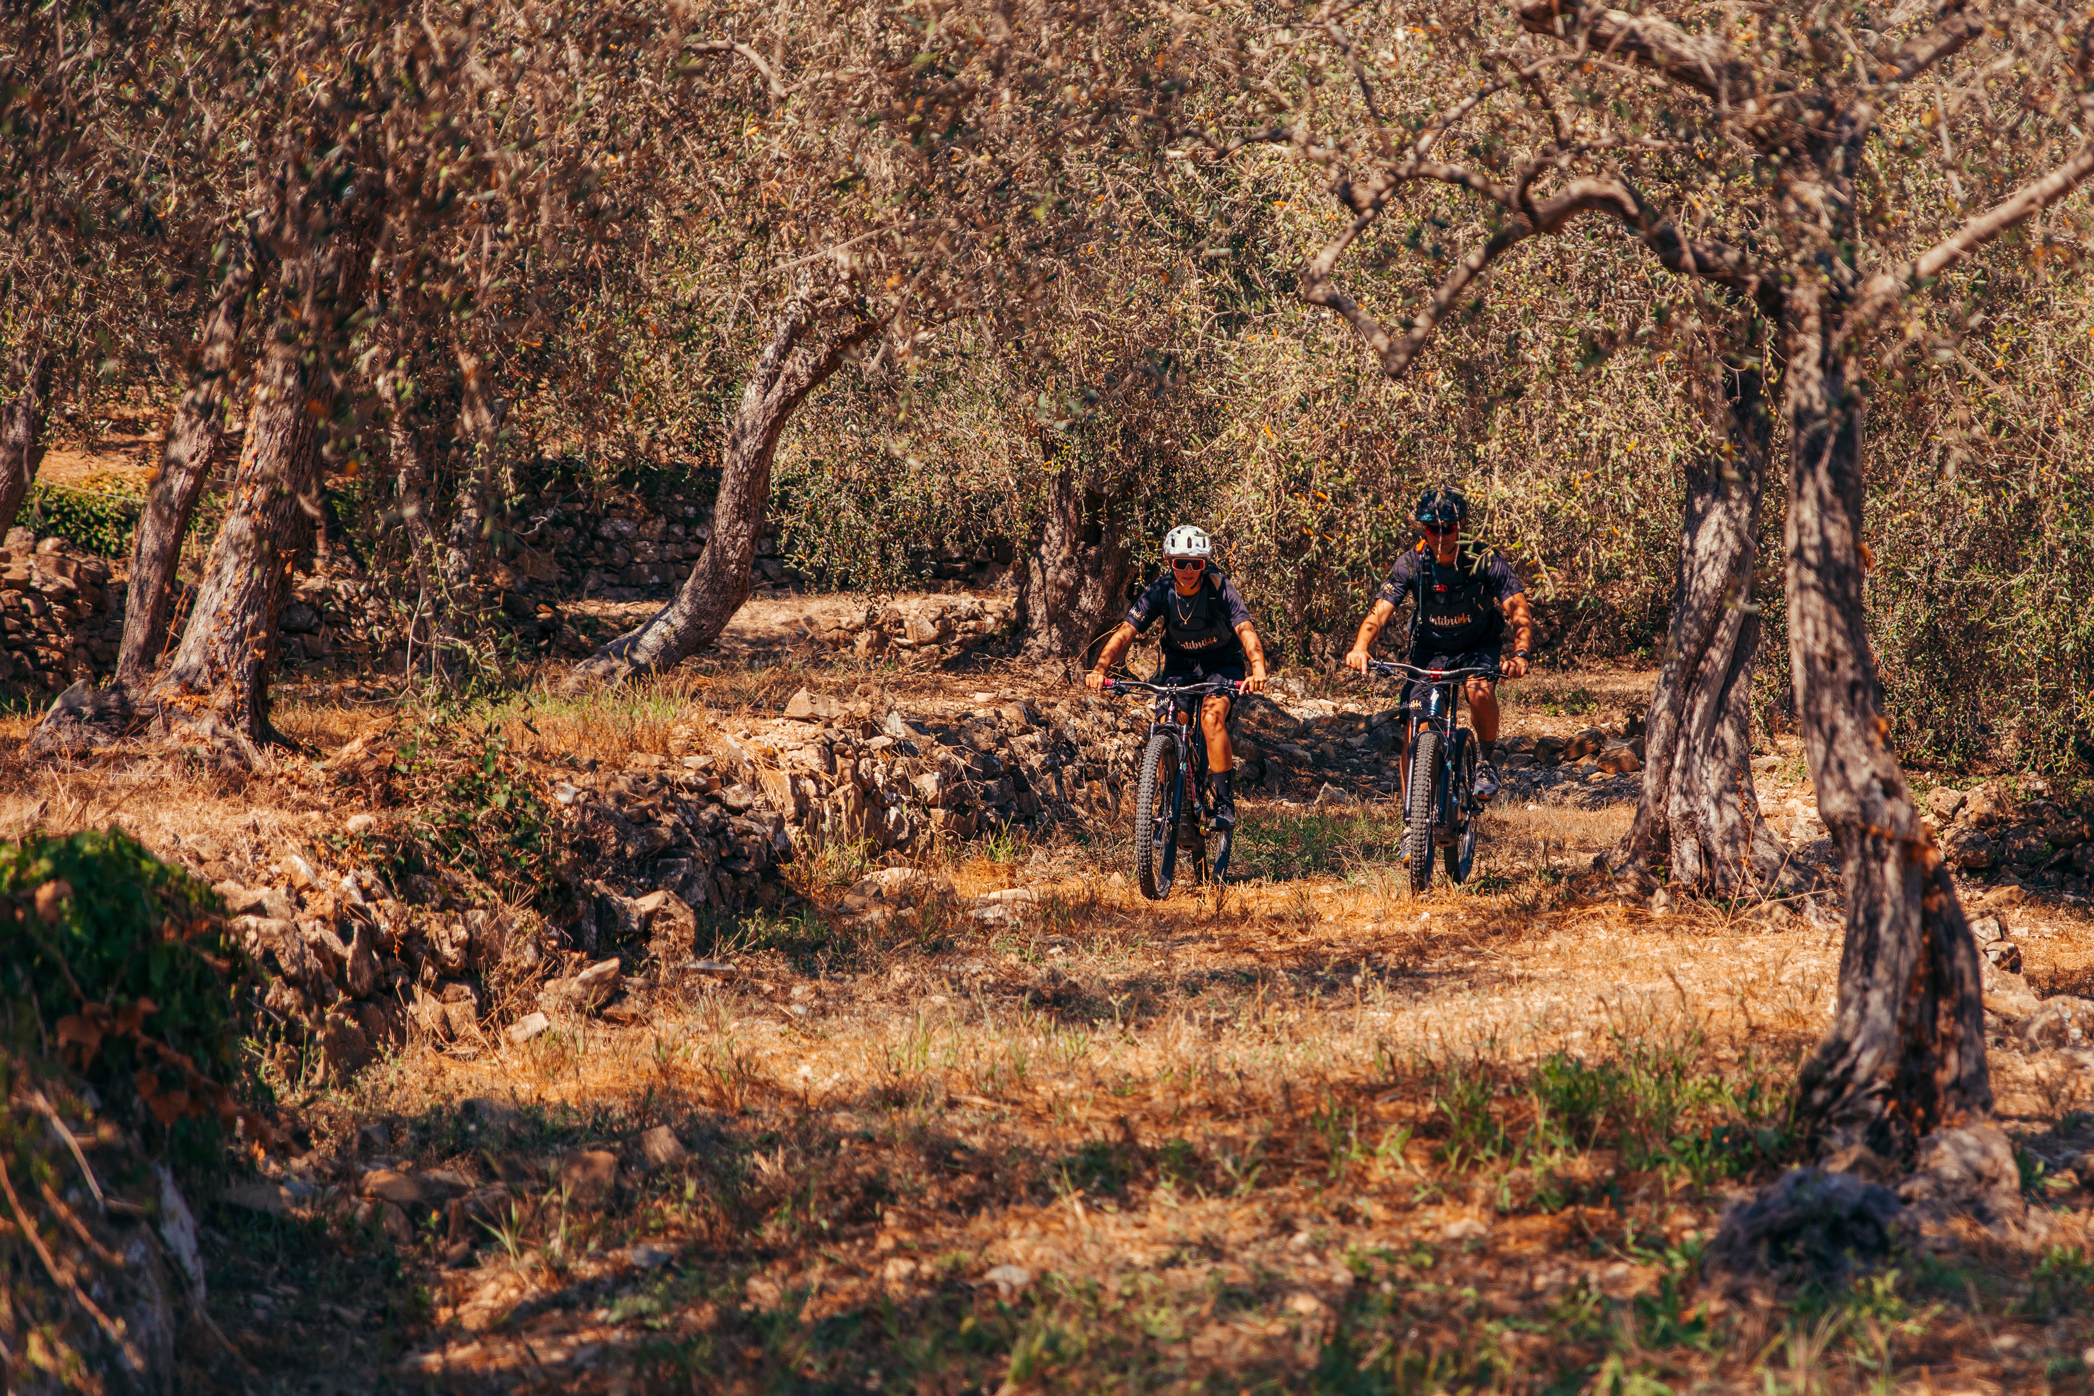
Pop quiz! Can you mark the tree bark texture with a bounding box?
[437,342,506,598]
[426,341,508,676]
[1614,358,1792,897]
[139,320,322,753]
[1781,283,1990,1163]
[1015,460,1135,670]
[0,346,57,537]
[118,243,264,688]
[569,304,872,685]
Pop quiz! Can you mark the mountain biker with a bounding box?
[1343,488,1532,801]
[1086,525,1270,831]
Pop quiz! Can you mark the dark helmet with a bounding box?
[1414,488,1469,528]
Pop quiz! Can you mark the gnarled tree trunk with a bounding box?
[437,342,506,599]
[415,340,510,679]
[1780,283,1994,1176]
[118,240,265,688]
[138,318,323,755]
[1015,456,1136,671]
[568,302,873,685]
[1614,356,1791,898]
[0,345,58,536]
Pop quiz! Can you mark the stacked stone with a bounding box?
[158,769,797,1079]
[679,689,1304,851]
[0,534,123,692]
[803,594,1017,662]
[1936,780,2094,896]
[494,490,1011,606]
[557,766,796,946]
[2,489,1029,688]
[274,573,382,669]
[495,492,729,603]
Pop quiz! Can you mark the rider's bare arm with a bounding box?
[1085,622,1140,690]
[1344,598,1399,673]
[1502,593,1533,678]
[1235,622,1269,693]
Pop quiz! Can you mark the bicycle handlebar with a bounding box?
[1099,677,1243,697]
[1365,659,1503,682]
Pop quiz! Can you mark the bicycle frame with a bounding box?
[1102,677,1241,888]
[1371,659,1500,861]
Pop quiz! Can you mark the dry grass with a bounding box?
[7,663,2094,1394]
[274,811,2094,1393]
[1480,799,1635,877]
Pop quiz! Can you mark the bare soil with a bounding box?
[5,637,2093,1395]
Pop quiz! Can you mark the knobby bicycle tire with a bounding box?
[1133,731,1177,900]
[1407,728,1440,895]
[1445,732,1478,885]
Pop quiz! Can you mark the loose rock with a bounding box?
[505,1012,551,1045]
[636,1125,689,1174]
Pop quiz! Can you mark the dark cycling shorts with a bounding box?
[1403,648,1501,708]
[1155,660,1245,722]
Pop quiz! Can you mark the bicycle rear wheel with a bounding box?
[1445,731,1478,885]
[1406,729,1440,895]
[1133,732,1178,900]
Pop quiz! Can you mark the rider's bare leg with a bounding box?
[1466,678,1500,759]
[1199,695,1237,829]
[1199,695,1233,772]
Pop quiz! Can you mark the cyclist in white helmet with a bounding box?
[1086,525,1269,830]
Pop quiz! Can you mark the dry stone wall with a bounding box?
[166,764,798,1081]
[1933,777,2094,900]
[490,483,1006,603]
[0,531,124,691]
[1,481,1016,696]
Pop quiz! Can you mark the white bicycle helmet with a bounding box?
[1163,524,1212,559]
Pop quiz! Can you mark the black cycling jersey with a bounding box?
[1378,543,1526,654]
[1125,565,1253,667]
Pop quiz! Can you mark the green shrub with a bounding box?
[0,829,247,1140]
[21,481,143,557]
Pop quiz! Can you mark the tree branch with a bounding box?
[688,39,788,97]
[1303,224,1530,378]
[1878,0,1986,87]
[1302,167,1780,381]
[1840,130,2094,340]
[1517,0,1753,102]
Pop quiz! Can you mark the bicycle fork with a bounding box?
[1438,728,1474,845]
[1150,727,1186,889]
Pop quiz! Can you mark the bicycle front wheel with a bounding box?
[1407,729,1440,895]
[1133,732,1178,900]
[1445,731,1478,885]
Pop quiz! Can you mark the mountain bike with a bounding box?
[1100,677,1242,900]
[1365,659,1502,894]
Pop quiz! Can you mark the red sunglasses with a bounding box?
[1421,522,1458,535]
[1170,557,1205,570]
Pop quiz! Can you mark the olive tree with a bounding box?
[564,0,1194,683]
[1182,0,2094,1186]
[32,0,694,745]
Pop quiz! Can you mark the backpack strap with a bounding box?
[1410,548,1428,654]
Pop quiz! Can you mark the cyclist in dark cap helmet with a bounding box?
[1343,488,1532,801]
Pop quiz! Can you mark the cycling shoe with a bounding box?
[1473,761,1501,802]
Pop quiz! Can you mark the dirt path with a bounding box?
[6,656,2092,1393]
[563,592,912,656]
